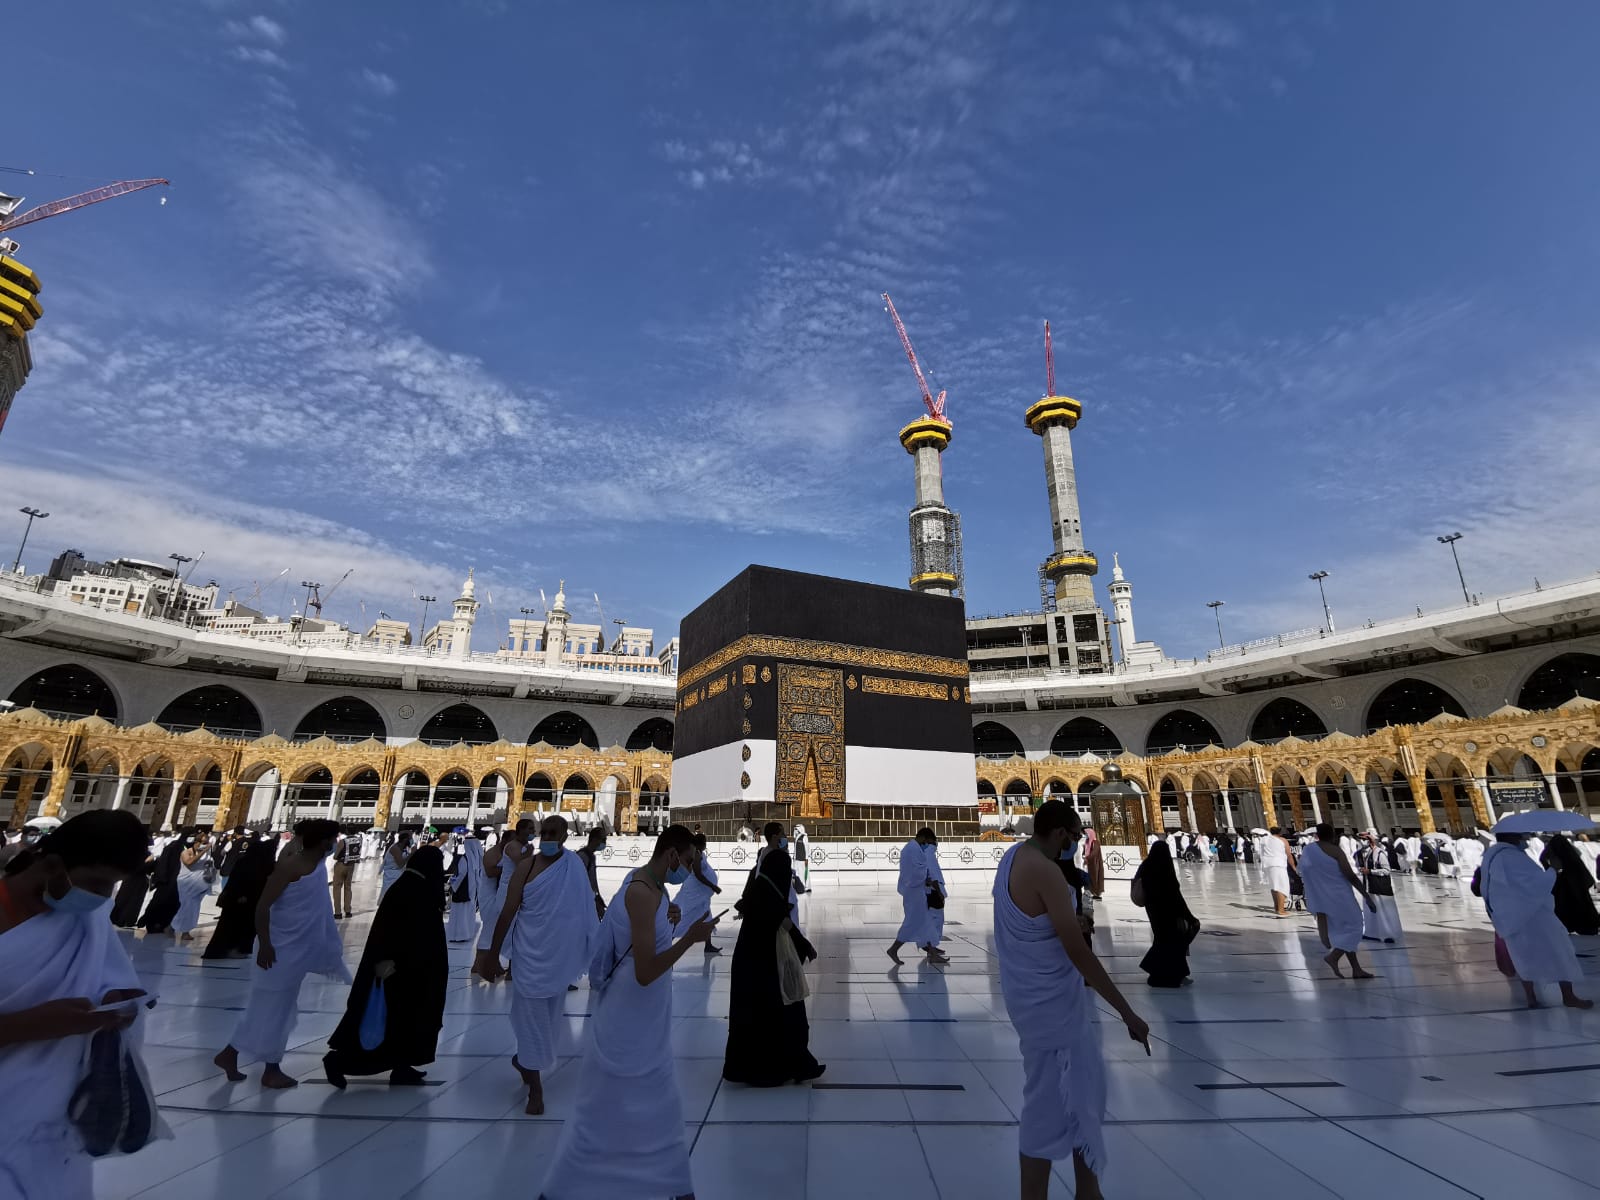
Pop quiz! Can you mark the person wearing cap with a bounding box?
[0,809,156,1198]
[888,827,948,964]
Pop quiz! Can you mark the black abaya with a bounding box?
[138,841,185,932]
[723,849,821,1087]
[1135,842,1200,988]
[203,840,276,959]
[1543,837,1600,936]
[111,854,153,928]
[326,848,449,1077]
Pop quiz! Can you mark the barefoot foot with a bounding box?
[1351,967,1376,980]
[1564,994,1594,1009]
[525,1080,545,1115]
[261,1065,299,1090]
[886,947,903,965]
[1323,950,1345,978]
[213,1046,246,1082]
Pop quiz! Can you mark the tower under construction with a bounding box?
[899,416,963,597]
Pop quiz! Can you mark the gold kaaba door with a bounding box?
[776,663,844,816]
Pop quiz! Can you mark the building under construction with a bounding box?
[0,254,40,435]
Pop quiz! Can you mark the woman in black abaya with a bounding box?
[138,836,187,933]
[203,837,277,959]
[1542,835,1600,936]
[1133,840,1201,988]
[324,844,449,1088]
[111,839,155,928]
[722,848,824,1087]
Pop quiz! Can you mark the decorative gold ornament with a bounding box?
[760,666,772,683]
[861,675,947,701]
[742,692,752,710]
[742,664,757,685]
[678,633,967,691]
[740,744,751,762]
[846,675,857,690]
[740,771,751,789]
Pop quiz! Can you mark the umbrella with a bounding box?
[1249,827,1269,836]
[1421,832,1453,843]
[22,816,62,831]
[1491,811,1597,835]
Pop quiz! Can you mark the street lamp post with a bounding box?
[518,606,539,654]
[1308,570,1334,633]
[1207,600,1226,649]
[417,595,437,647]
[12,507,47,573]
[166,553,193,620]
[1436,533,1470,604]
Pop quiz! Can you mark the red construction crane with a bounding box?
[0,178,170,237]
[882,292,949,424]
[1044,319,1055,397]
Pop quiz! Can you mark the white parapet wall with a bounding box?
[588,835,1144,879]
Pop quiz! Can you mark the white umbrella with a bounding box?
[1491,811,1597,835]
[1249,827,1269,836]
[22,816,61,831]
[1421,832,1453,843]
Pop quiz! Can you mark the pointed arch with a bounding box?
[1249,697,1328,743]
[625,717,674,753]
[418,703,498,745]
[530,711,599,750]
[974,721,1025,759]
[155,685,263,737]
[1145,709,1222,755]
[293,696,387,742]
[5,663,119,721]
[1364,678,1466,731]
[1049,717,1122,757]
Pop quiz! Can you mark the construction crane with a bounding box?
[0,179,170,245]
[305,569,353,618]
[882,292,949,424]
[1044,319,1056,397]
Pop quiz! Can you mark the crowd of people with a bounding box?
[1,803,1596,1200]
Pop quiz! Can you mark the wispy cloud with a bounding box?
[359,68,398,98]
[225,14,287,46]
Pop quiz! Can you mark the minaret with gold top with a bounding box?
[1027,320,1097,609]
[884,293,963,597]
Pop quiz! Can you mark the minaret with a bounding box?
[899,416,962,596]
[543,579,570,668]
[449,568,479,659]
[1025,389,1097,608]
[1107,552,1134,658]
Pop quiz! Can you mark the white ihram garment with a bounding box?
[539,870,692,1199]
[1481,843,1583,984]
[476,844,520,954]
[0,907,157,1200]
[379,848,406,897]
[1299,842,1363,952]
[446,851,478,943]
[1259,835,1291,897]
[924,849,947,948]
[673,860,719,930]
[992,844,1107,1175]
[509,849,598,1072]
[230,858,350,1065]
[172,860,212,934]
[895,841,936,945]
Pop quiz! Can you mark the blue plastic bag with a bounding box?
[358,978,387,1051]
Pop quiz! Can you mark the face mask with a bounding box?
[45,886,113,916]
[539,840,562,857]
[776,837,787,851]
[594,841,607,852]
[1060,840,1078,861]
[665,858,690,885]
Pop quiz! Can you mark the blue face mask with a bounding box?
[539,840,562,858]
[776,837,787,851]
[594,841,607,852]
[665,860,690,885]
[44,886,113,916]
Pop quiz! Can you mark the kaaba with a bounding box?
[671,565,979,841]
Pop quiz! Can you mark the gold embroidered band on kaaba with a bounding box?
[677,634,969,692]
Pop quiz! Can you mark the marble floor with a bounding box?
[96,857,1600,1199]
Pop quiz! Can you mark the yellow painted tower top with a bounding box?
[898,416,952,454]
[1025,395,1081,434]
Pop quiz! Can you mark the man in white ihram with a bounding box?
[485,814,599,1114]
[1480,827,1593,1009]
[1299,823,1376,979]
[214,818,349,1088]
[887,827,947,964]
[994,800,1149,1200]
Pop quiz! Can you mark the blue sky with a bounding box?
[5,1,1599,656]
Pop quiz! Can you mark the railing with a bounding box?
[0,571,678,682]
